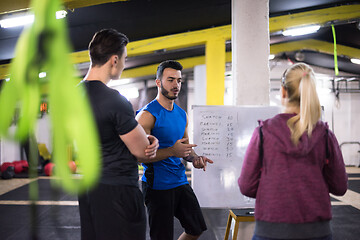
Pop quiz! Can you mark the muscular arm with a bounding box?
[182,114,214,171]
[136,110,196,162]
[119,124,158,163]
[182,121,197,161]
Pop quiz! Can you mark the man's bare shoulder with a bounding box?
[136,110,156,133]
[136,110,155,120]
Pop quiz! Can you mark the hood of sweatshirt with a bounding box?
[260,113,328,157]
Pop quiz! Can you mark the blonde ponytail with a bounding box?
[283,63,321,145]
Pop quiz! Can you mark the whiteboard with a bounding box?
[192,105,280,208]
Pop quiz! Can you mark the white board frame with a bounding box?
[191,105,280,208]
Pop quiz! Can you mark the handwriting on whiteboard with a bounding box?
[198,111,237,160]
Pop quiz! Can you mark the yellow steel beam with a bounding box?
[121,56,204,79]
[2,38,360,80]
[115,4,360,57]
[33,4,360,61]
[270,39,360,59]
[205,38,226,105]
[0,25,231,78]
[39,52,231,95]
[71,51,90,64]
[62,0,127,10]
[0,50,91,79]
[46,25,230,63]
[1,5,360,79]
[0,63,10,79]
[122,37,360,79]
[0,0,29,14]
[121,52,233,80]
[62,25,231,62]
[0,0,127,14]
[113,5,360,57]
[270,4,360,33]
[127,25,231,57]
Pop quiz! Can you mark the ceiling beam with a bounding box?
[270,4,360,33]
[0,64,9,79]
[2,37,360,80]
[0,0,127,14]
[121,39,360,78]
[0,25,231,79]
[0,0,29,14]
[270,39,360,59]
[128,26,231,57]
[1,5,360,79]
[122,52,233,79]
[62,0,127,10]
[2,39,359,80]
[121,55,216,79]
[97,4,360,58]
[122,38,360,79]
[68,25,231,63]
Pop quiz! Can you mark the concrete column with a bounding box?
[232,0,270,105]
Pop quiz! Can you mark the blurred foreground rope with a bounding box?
[0,0,100,194]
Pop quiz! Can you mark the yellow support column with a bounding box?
[205,38,225,105]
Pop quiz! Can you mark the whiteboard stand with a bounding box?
[224,209,255,240]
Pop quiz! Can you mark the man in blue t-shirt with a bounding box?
[136,60,213,240]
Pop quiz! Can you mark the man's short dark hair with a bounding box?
[89,29,129,67]
[156,60,183,80]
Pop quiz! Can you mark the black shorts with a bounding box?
[142,182,207,240]
[78,183,146,240]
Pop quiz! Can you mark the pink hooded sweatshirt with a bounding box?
[238,113,348,238]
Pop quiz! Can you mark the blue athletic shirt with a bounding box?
[138,99,188,190]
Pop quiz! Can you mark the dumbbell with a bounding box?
[12,160,29,174]
[44,162,55,176]
[1,162,15,179]
[1,162,13,173]
[43,161,77,176]
[68,161,77,174]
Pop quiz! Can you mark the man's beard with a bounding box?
[161,83,178,100]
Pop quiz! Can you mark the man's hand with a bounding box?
[171,138,197,158]
[145,135,159,159]
[192,156,214,171]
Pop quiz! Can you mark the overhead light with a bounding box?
[0,15,34,28]
[56,10,67,19]
[350,58,360,65]
[0,10,67,28]
[282,25,321,36]
[295,51,305,61]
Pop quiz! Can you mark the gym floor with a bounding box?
[0,167,359,240]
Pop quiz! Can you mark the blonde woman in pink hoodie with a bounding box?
[238,63,348,240]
